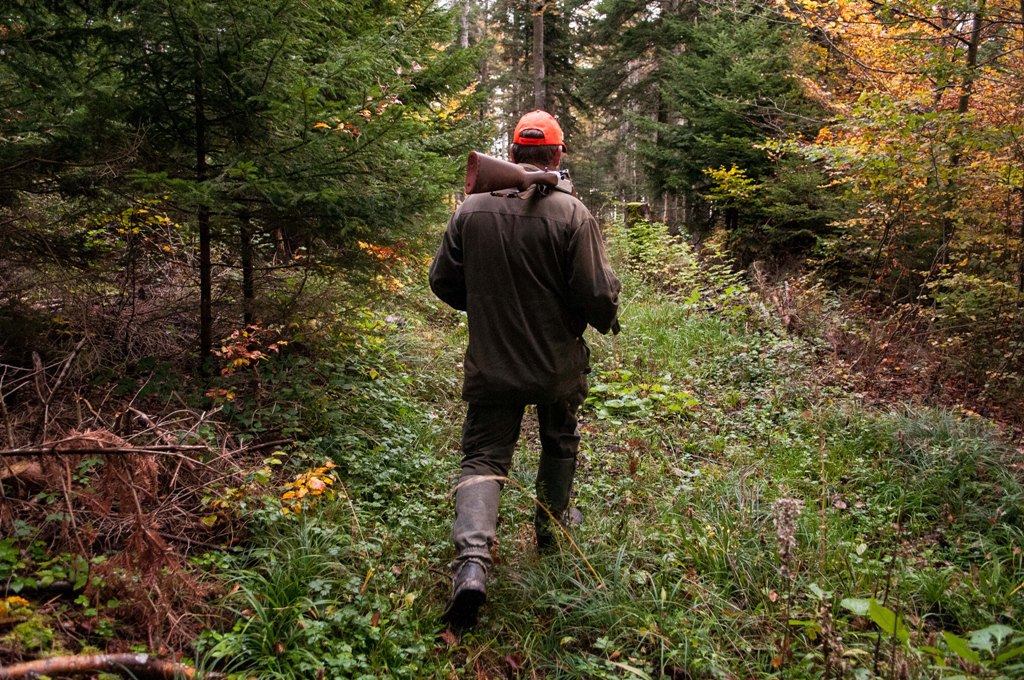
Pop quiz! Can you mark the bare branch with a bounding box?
[0,445,208,458]
[0,653,213,680]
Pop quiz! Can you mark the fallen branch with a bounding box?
[0,579,75,597]
[0,445,207,458]
[0,653,210,679]
[33,337,89,442]
[244,438,292,452]
[157,530,226,551]
[128,407,180,447]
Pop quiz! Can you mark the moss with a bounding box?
[624,201,651,227]
[10,616,55,652]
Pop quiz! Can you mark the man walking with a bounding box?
[429,110,621,628]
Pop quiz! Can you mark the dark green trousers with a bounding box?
[452,386,586,566]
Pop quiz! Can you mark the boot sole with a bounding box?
[441,587,486,629]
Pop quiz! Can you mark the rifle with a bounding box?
[464,150,562,194]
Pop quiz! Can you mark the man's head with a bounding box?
[511,110,565,169]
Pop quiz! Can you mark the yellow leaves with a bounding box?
[357,240,402,262]
[86,199,180,252]
[356,241,410,293]
[206,485,246,512]
[1,595,30,616]
[313,119,360,136]
[1,596,32,623]
[410,80,479,126]
[205,387,236,402]
[280,461,339,515]
[702,165,762,204]
[212,324,286,378]
[374,275,404,293]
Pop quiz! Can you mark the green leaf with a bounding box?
[73,570,89,591]
[868,599,909,644]
[808,582,830,600]
[840,597,871,616]
[789,619,821,640]
[969,624,1016,654]
[606,660,654,679]
[995,644,1024,665]
[943,631,981,664]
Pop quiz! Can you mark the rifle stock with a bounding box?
[464,151,560,194]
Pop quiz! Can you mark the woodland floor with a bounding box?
[1,220,1023,679]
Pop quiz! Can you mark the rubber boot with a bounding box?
[441,558,487,629]
[534,456,577,551]
[442,476,501,627]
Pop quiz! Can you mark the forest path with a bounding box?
[393,221,1024,677]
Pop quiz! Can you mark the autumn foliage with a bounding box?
[771,0,1024,412]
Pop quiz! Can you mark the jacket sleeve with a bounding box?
[567,212,621,334]
[428,211,467,311]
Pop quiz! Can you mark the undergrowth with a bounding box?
[189,217,1023,679]
[4,217,1021,678]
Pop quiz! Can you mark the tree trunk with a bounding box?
[1019,188,1024,294]
[938,1,985,267]
[956,2,985,118]
[507,3,524,144]
[725,206,739,233]
[240,214,255,326]
[532,1,546,110]
[479,0,490,121]
[460,0,470,49]
[194,38,212,375]
[1019,2,1024,293]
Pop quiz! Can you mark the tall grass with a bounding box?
[206,220,1024,678]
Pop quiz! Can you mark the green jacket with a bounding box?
[429,171,620,404]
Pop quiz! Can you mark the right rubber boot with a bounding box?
[441,558,487,628]
[535,456,577,551]
[443,476,501,627]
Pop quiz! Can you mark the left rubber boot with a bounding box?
[534,455,577,551]
[443,477,500,627]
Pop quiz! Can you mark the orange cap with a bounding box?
[513,110,566,151]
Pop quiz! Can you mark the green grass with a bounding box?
[202,220,1024,679]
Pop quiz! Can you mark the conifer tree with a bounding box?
[0,0,486,370]
[573,0,693,213]
[648,1,840,261]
